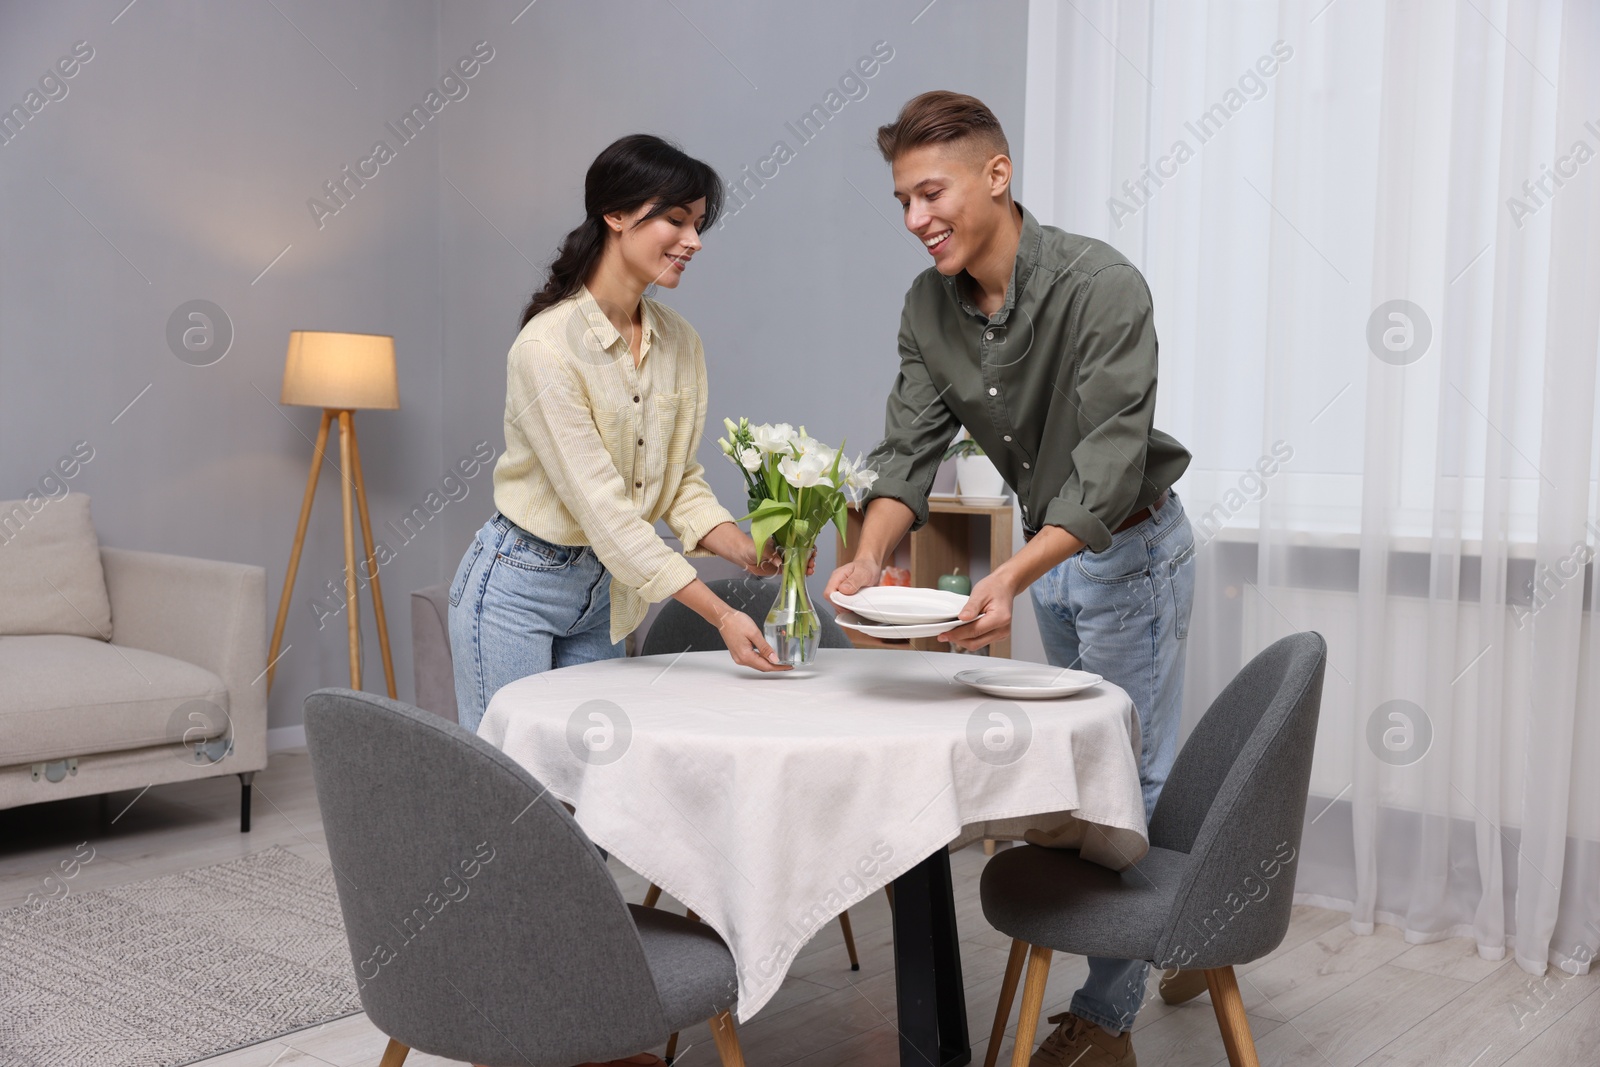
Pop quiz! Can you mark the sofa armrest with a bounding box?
[100,546,269,769]
[410,583,459,724]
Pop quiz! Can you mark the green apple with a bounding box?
[937,570,972,595]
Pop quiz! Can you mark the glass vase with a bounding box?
[763,544,820,667]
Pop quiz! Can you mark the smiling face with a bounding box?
[891,142,1013,276]
[607,197,707,289]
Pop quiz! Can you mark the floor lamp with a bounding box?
[266,331,400,698]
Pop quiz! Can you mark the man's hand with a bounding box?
[824,557,882,602]
[937,572,1016,651]
[716,609,790,672]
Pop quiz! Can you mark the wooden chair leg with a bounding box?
[643,883,662,908]
[837,909,861,970]
[983,938,1028,1067]
[377,1037,408,1067]
[1009,945,1053,1067]
[1204,966,1261,1067]
[709,1010,746,1067]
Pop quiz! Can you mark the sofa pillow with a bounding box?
[0,493,113,640]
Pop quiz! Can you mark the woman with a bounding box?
[450,133,788,735]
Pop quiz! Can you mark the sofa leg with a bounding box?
[239,772,255,833]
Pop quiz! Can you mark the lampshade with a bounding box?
[281,331,400,410]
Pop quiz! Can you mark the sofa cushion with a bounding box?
[0,634,231,766]
[0,494,113,640]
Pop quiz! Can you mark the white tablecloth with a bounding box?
[479,648,1148,1022]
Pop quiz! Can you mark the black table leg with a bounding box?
[891,847,971,1067]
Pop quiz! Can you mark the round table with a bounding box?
[478,648,1148,1040]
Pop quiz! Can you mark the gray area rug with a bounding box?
[0,845,362,1067]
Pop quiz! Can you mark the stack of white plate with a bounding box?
[829,587,970,638]
[831,587,1104,699]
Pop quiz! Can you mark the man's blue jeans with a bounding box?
[1028,489,1196,1035]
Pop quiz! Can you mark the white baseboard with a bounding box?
[267,724,307,753]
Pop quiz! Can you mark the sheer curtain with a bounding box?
[1023,0,1599,976]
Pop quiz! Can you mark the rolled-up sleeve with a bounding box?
[861,300,961,531]
[1040,265,1158,551]
[509,338,698,603]
[661,330,737,555]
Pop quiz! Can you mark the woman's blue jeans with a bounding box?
[447,511,622,734]
[1029,489,1196,1034]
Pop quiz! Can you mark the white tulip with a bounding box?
[751,422,796,453]
[779,451,830,488]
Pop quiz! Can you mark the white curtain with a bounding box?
[1023,0,1600,976]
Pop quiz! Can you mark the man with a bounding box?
[823,91,1197,1067]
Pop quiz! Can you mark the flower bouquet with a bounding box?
[717,418,878,666]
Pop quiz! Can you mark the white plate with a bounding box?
[930,491,1010,506]
[835,609,971,639]
[954,667,1103,699]
[830,587,969,625]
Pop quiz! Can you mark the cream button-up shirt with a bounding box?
[491,286,737,643]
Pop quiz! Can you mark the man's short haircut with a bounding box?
[875,91,1010,164]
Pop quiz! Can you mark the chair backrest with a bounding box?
[304,687,670,1066]
[640,575,851,656]
[1148,631,1326,970]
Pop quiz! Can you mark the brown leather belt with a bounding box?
[1024,489,1168,543]
[1114,488,1169,534]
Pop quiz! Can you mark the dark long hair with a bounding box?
[520,134,724,326]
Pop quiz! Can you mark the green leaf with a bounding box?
[832,497,848,542]
[751,501,794,549]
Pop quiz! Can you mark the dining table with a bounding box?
[478,647,1149,1067]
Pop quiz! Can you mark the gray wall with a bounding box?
[1,0,1028,734]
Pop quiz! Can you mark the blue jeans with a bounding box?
[447,511,622,734]
[1029,489,1195,1035]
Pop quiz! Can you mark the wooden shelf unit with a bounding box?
[834,499,1015,659]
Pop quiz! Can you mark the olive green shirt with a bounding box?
[862,204,1190,552]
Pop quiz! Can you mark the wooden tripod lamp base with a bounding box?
[266,332,401,698]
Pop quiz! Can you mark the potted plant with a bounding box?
[944,434,1005,499]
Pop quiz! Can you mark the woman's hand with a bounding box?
[700,521,776,576]
[672,577,790,673]
[753,540,816,576]
[701,521,813,577]
[716,609,790,672]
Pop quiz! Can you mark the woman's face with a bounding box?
[611,197,707,289]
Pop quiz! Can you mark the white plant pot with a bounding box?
[955,455,1005,498]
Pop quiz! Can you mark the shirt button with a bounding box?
[633,395,640,403]
[988,387,998,396]
[637,438,644,446]
[635,480,643,488]
[1023,462,1031,469]
[1003,435,1012,442]
[985,330,995,340]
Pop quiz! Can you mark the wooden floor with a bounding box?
[2,749,1596,1067]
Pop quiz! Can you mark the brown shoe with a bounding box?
[1157,968,1209,1005]
[1028,1011,1136,1067]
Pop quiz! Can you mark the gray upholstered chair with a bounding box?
[303,687,748,1067]
[639,575,851,657]
[978,631,1327,1067]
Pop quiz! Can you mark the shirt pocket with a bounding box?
[653,388,698,466]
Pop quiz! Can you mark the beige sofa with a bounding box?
[0,497,268,831]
